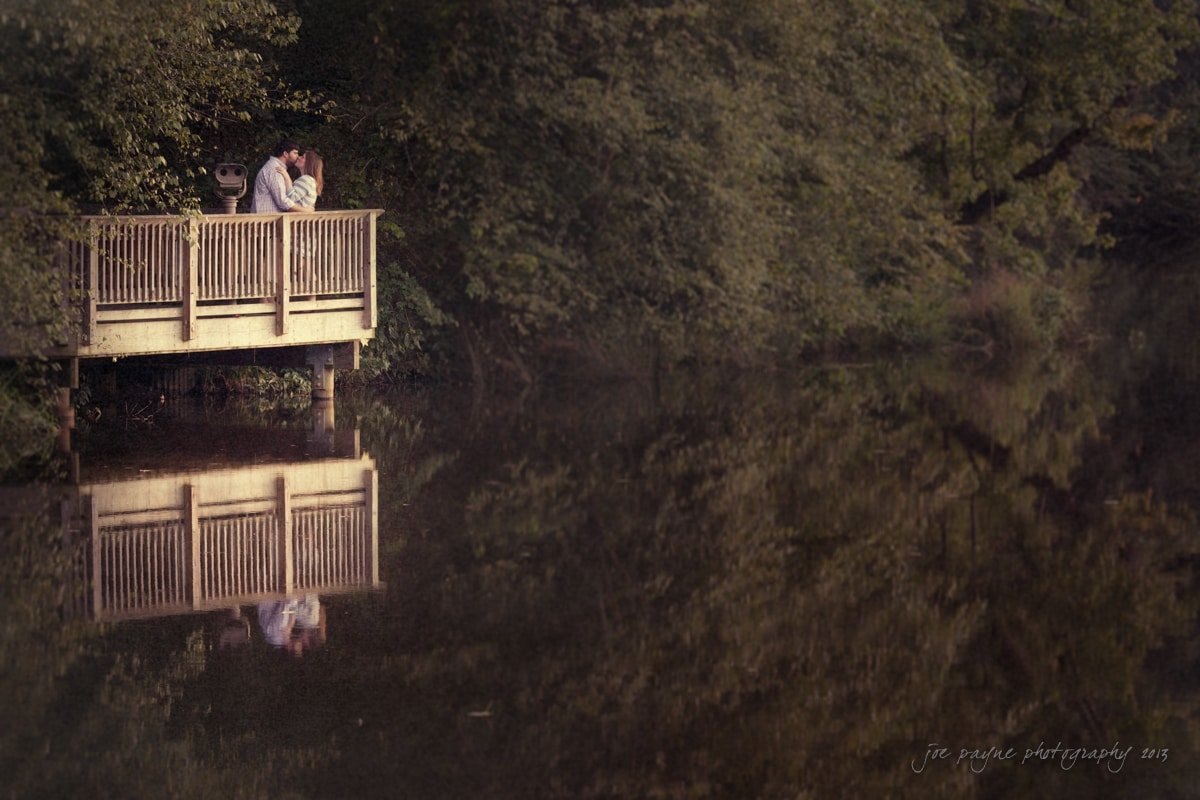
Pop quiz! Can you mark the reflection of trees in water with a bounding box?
[380,358,1199,798]
[3,353,1199,797]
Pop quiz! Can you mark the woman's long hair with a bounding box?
[302,151,324,196]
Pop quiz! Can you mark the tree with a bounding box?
[0,0,302,354]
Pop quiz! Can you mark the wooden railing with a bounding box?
[48,210,380,357]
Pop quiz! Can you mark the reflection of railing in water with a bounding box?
[95,522,190,618]
[292,505,371,591]
[70,454,380,622]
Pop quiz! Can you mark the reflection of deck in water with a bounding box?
[62,454,379,622]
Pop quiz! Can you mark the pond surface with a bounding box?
[2,349,1199,798]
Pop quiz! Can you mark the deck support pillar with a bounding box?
[310,399,337,455]
[306,345,335,400]
[313,362,335,400]
[305,341,358,401]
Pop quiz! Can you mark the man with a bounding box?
[250,139,312,213]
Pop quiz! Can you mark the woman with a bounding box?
[279,151,325,297]
[276,150,324,209]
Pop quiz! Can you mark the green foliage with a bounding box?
[362,257,456,379]
[282,0,1200,375]
[0,0,303,358]
[364,0,973,360]
[1,0,302,212]
[6,0,1200,378]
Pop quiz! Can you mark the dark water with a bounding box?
[2,348,1200,798]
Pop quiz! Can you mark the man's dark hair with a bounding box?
[272,139,301,157]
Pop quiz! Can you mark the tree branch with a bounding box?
[958,125,1092,225]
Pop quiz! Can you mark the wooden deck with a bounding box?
[8,210,381,360]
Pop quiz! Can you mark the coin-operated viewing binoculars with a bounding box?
[214,163,247,214]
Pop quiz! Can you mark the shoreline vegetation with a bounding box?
[4,1,1200,466]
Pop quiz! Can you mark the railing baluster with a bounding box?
[135,530,143,608]
[117,224,125,303]
[233,221,241,298]
[150,527,158,605]
[318,218,326,295]
[254,221,263,298]
[126,226,135,304]
[345,219,355,292]
[243,220,251,298]
[159,222,166,302]
[220,220,227,298]
[99,226,106,304]
[138,224,146,303]
[241,517,249,595]
[331,219,339,293]
[320,510,329,586]
[249,221,257,298]
[335,219,344,293]
[337,511,345,585]
[155,224,161,302]
[128,224,134,303]
[128,225,136,304]
[157,222,164,302]
[206,223,215,300]
[111,225,119,304]
[208,222,216,300]
[241,221,250,297]
[198,224,207,301]
[118,528,128,612]
[242,220,251,298]
[141,530,148,607]
[324,217,331,294]
[135,225,144,304]
[141,532,149,606]
[220,220,229,299]
[108,223,117,303]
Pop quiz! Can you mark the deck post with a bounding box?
[182,217,199,341]
[363,212,377,330]
[276,215,291,336]
[185,484,201,609]
[365,467,379,586]
[277,476,293,595]
[85,225,98,345]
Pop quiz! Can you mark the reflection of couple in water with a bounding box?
[216,596,327,657]
[258,595,327,657]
